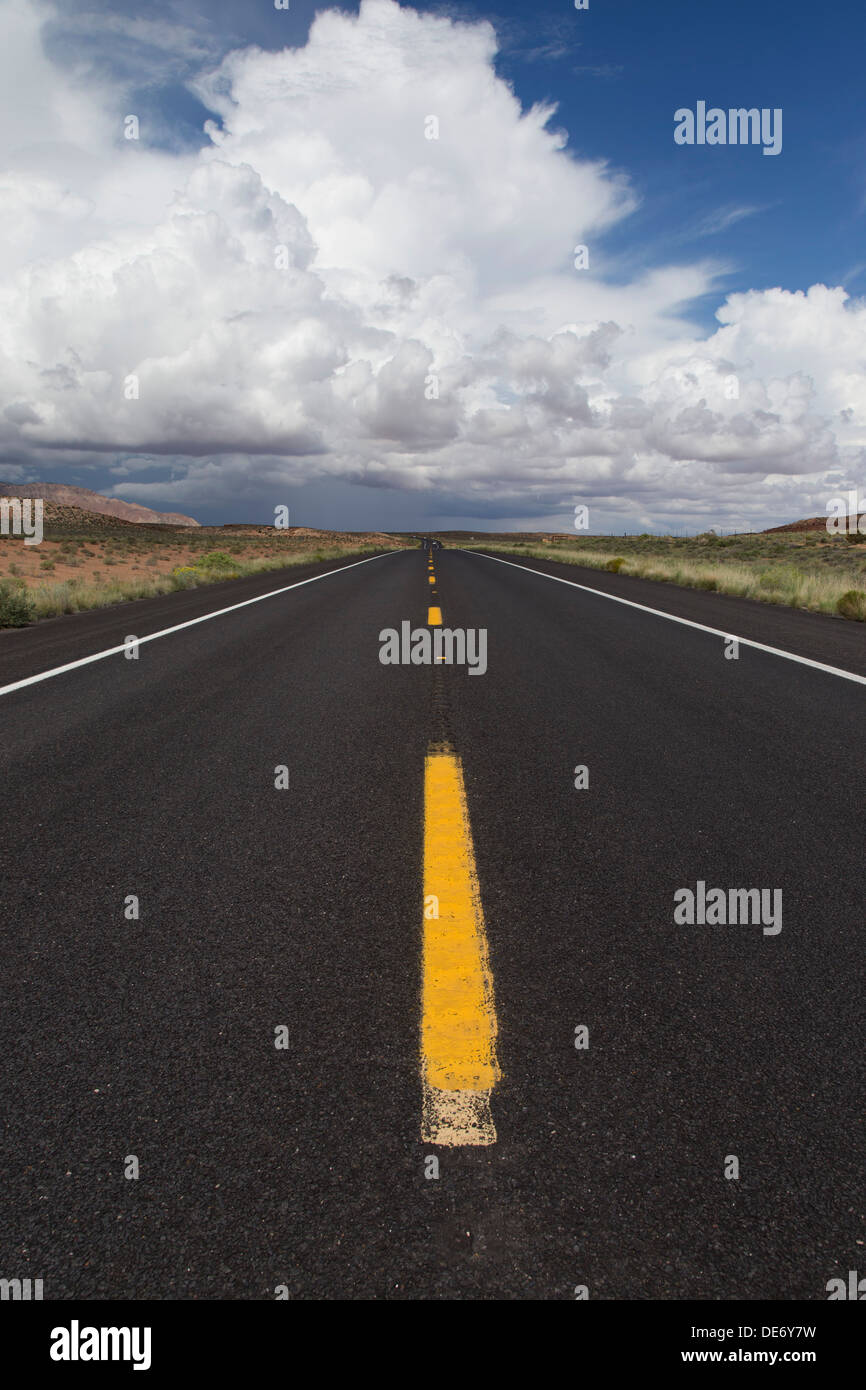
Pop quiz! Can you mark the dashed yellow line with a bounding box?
[428,605,442,625]
[421,744,500,1145]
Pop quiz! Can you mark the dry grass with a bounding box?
[0,538,393,627]
[470,535,866,621]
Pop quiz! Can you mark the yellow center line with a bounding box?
[428,605,442,625]
[422,744,500,1145]
[428,574,436,584]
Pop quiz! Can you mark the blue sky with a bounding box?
[3,0,865,530]
[491,0,866,310]
[56,0,865,311]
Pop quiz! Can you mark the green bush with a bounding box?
[0,579,35,627]
[197,550,237,570]
[836,589,866,620]
[604,557,625,572]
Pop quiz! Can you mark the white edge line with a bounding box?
[465,550,866,687]
[0,549,400,699]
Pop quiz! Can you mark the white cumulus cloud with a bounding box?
[0,0,864,530]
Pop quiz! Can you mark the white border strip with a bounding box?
[0,550,398,699]
[468,551,866,687]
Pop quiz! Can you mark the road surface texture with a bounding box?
[0,546,862,1299]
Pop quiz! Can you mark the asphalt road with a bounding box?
[0,546,863,1300]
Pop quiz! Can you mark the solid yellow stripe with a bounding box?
[428,606,442,624]
[421,745,499,1144]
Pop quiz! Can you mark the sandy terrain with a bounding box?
[0,515,401,593]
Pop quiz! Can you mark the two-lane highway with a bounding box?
[0,545,862,1298]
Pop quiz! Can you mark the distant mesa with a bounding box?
[0,482,199,527]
